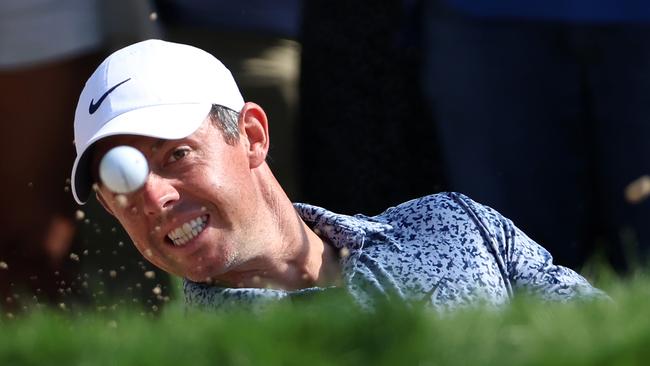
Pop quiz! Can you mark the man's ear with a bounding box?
[239,102,270,169]
[95,190,115,216]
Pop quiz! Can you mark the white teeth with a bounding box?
[167,215,207,246]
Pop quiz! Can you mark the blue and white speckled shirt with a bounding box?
[184,192,605,310]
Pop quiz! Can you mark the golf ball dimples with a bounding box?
[99,146,149,194]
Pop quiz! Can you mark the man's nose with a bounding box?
[140,173,179,215]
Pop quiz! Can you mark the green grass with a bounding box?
[2,273,650,366]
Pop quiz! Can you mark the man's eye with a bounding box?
[167,148,190,163]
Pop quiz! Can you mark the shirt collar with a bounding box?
[184,203,399,308]
[293,202,399,251]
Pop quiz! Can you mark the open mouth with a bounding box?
[166,215,208,246]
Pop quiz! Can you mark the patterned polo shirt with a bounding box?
[183,192,605,310]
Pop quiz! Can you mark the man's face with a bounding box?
[93,117,267,282]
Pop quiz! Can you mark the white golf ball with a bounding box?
[99,146,149,194]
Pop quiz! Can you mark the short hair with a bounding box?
[209,104,240,145]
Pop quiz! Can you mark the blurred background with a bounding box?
[2,0,650,315]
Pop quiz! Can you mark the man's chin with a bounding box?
[179,250,240,283]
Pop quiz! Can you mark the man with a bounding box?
[70,39,604,311]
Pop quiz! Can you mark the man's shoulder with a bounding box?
[375,192,483,220]
[370,192,508,234]
[294,192,506,238]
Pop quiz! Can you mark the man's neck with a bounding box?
[210,168,341,290]
[284,219,342,289]
[212,217,341,290]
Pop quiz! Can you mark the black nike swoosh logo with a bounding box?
[88,78,131,114]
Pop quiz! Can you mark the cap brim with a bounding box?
[71,103,213,204]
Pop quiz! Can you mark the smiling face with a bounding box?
[92,104,276,283]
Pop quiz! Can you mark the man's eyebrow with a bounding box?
[151,138,168,151]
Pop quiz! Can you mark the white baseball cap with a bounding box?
[70,39,245,204]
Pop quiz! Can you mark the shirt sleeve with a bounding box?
[451,192,608,302]
[506,223,609,301]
